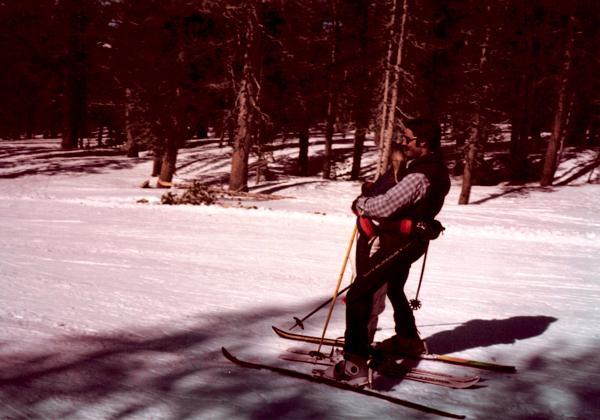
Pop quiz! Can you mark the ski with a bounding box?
[280,350,480,389]
[272,326,516,373]
[222,347,466,419]
[283,348,481,385]
[284,348,482,385]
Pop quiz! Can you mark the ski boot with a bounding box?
[317,353,372,388]
[374,335,427,359]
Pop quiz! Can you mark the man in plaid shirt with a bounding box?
[354,171,430,219]
[330,119,450,384]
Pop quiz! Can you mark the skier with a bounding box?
[353,141,406,345]
[334,118,450,383]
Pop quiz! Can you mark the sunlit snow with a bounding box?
[1,136,599,419]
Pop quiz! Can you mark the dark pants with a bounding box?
[344,234,428,358]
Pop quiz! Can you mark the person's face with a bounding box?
[401,128,422,158]
[391,150,404,172]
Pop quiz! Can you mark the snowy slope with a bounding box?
[0,137,599,419]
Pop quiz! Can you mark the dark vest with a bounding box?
[389,153,450,221]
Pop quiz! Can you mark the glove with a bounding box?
[414,220,445,240]
[352,196,368,216]
[357,216,377,239]
[377,219,445,240]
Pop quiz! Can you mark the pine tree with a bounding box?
[228,1,266,192]
[458,2,492,204]
[540,12,576,186]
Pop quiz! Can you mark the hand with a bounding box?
[414,220,445,240]
[351,198,360,215]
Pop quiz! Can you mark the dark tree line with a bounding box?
[1,0,599,199]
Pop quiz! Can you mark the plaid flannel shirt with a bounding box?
[356,173,430,218]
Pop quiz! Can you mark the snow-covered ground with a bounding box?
[0,137,599,419]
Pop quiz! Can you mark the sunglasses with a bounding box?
[402,134,418,143]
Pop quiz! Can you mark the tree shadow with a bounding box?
[2,307,598,419]
[0,158,140,179]
[555,154,600,185]
[0,301,356,420]
[469,150,600,204]
[498,344,600,419]
[424,315,558,355]
[251,180,329,195]
[0,141,139,179]
[469,185,555,205]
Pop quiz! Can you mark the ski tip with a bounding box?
[272,325,289,337]
[432,354,517,373]
[472,362,517,373]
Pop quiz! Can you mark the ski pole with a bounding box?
[344,238,419,302]
[289,226,357,330]
[316,224,357,354]
[290,283,352,330]
[409,241,429,310]
[293,237,416,330]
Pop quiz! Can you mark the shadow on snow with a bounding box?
[0,302,360,420]
[1,304,599,419]
[0,144,139,179]
[424,315,558,355]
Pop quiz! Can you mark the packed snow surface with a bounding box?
[1,137,599,419]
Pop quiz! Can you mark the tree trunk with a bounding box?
[62,73,87,150]
[298,124,310,176]
[229,4,262,192]
[459,7,489,204]
[509,75,533,182]
[459,115,480,204]
[540,81,569,186]
[61,4,87,150]
[156,15,189,186]
[157,136,178,186]
[350,0,370,181]
[376,0,397,166]
[124,88,139,157]
[157,109,185,185]
[377,0,407,177]
[556,92,576,166]
[351,127,367,180]
[540,16,575,186]
[152,154,162,177]
[322,0,340,180]
[96,125,103,147]
[230,76,253,191]
[25,102,35,139]
[588,114,600,146]
[323,96,336,179]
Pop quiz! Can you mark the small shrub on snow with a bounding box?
[160,182,216,205]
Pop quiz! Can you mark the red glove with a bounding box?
[357,216,377,239]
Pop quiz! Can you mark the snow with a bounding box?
[1,137,599,419]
